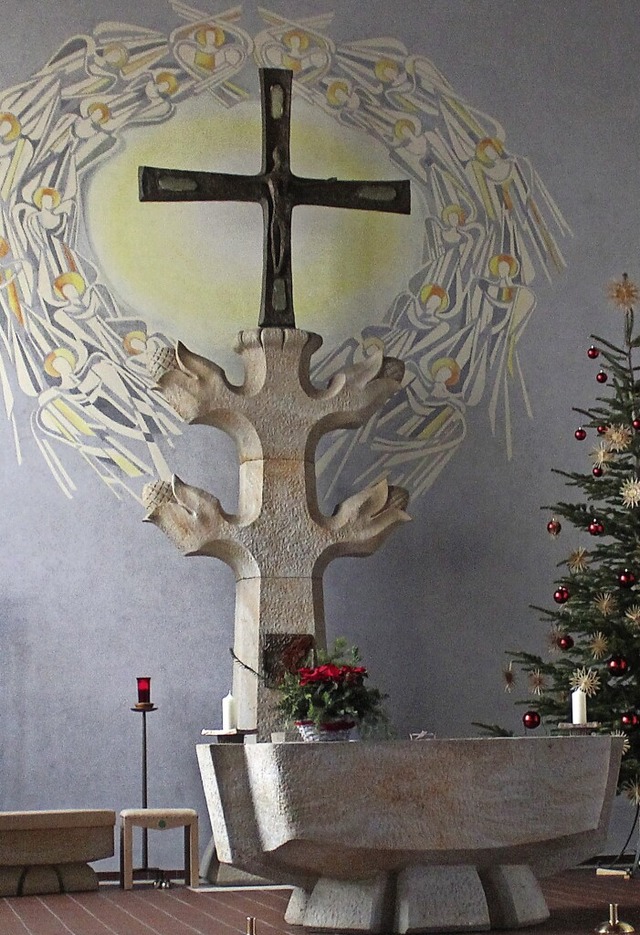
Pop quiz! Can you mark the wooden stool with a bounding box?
[119,808,199,889]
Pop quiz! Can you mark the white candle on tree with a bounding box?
[222,691,237,731]
[571,688,587,725]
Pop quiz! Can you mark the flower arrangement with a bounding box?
[277,637,390,737]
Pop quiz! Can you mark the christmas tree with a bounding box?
[485,273,640,801]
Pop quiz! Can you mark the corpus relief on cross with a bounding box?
[139,67,411,328]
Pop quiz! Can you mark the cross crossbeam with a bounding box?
[139,68,410,328]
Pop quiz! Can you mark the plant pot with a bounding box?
[295,720,356,742]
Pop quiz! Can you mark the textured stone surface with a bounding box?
[0,810,114,896]
[0,862,100,897]
[478,865,549,928]
[0,810,115,864]
[197,736,622,931]
[144,328,409,737]
[303,875,392,931]
[395,865,490,933]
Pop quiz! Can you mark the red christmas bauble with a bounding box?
[546,518,562,537]
[592,466,604,478]
[554,586,570,604]
[587,345,600,359]
[574,427,587,441]
[589,519,604,535]
[558,634,574,651]
[634,418,640,431]
[596,371,608,383]
[597,425,608,435]
[608,655,630,674]
[621,711,640,728]
[523,710,541,730]
[619,569,637,588]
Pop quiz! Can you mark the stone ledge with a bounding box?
[0,809,115,831]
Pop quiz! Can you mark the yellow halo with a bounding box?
[195,24,225,47]
[394,117,419,140]
[283,30,310,52]
[489,253,519,278]
[326,80,349,107]
[374,58,399,83]
[123,330,147,356]
[33,187,61,210]
[155,71,179,96]
[476,136,504,163]
[44,347,77,377]
[87,102,111,124]
[419,282,449,312]
[430,356,460,387]
[0,112,21,142]
[53,271,86,299]
[441,203,466,226]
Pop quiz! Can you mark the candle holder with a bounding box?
[135,676,154,710]
[595,903,635,933]
[551,722,601,736]
[201,728,258,744]
[130,678,158,878]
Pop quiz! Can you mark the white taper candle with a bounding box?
[222,691,237,731]
[571,687,587,725]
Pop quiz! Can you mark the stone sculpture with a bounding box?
[142,330,410,736]
[140,68,411,737]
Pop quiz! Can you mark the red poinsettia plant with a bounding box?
[277,637,390,735]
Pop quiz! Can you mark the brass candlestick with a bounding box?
[595,904,635,934]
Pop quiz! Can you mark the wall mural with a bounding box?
[0,1,569,503]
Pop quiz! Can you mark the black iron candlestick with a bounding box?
[131,676,157,874]
[131,703,157,869]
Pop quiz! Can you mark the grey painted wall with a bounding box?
[1,0,639,868]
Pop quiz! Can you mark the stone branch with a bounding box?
[151,329,405,462]
[142,476,258,578]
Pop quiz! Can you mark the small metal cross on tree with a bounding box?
[139,68,411,328]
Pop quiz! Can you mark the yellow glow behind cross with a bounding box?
[86,94,422,362]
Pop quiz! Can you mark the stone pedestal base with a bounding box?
[0,862,99,897]
[285,864,549,933]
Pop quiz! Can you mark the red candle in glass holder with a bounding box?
[137,677,151,705]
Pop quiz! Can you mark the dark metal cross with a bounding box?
[139,68,411,328]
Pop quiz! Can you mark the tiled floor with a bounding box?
[1,870,640,935]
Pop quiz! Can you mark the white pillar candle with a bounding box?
[571,688,587,725]
[222,691,237,731]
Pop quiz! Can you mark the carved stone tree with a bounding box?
[142,331,409,737]
[138,68,411,738]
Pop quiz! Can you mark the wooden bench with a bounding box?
[0,809,115,896]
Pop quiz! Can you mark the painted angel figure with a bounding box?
[253,9,335,84]
[169,1,253,103]
[31,332,181,501]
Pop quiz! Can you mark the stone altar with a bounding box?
[197,736,623,932]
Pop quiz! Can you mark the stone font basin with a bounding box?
[197,736,622,932]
